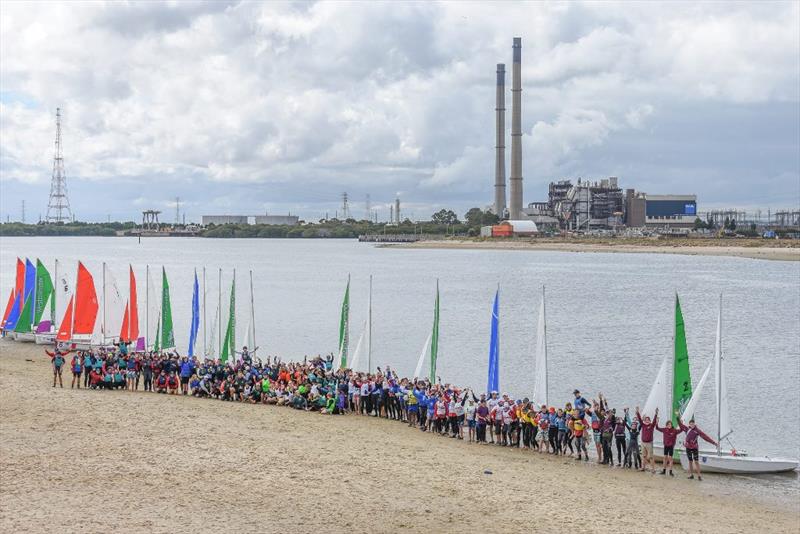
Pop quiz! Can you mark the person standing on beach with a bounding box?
[69,352,82,389]
[656,416,683,476]
[636,407,658,473]
[678,416,717,480]
[476,399,489,443]
[45,348,67,388]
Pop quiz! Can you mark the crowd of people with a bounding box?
[46,341,718,480]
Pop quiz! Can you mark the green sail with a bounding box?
[672,295,692,425]
[337,277,350,369]
[160,268,175,349]
[34,259,54,326]
[14,294,33,332]
[154,314,161,352]
[220,276,235,363]
[429,282,439,383]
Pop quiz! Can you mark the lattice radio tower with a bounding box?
[46,108,73,223]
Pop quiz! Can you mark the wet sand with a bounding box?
[390,239,800,261]
[1,340,798,533]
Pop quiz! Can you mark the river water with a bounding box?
[1,237,799,466]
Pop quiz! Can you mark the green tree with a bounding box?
[464,207,484,227]
[431,209,459,225]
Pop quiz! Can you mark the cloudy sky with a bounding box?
[1,1,798,223]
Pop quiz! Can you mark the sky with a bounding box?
[0,1,798,223]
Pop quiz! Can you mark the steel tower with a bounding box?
[46,108,73,223]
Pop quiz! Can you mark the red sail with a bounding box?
[57,295,74,341]
[73,262,98,335]
[15,258,24,296]
[1,289,14,329]
[128,266,139,341]
[119,302,130,342]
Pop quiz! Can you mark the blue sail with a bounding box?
[188,270,200,357]
[24,258,36,322]
[4,292,22,331]
[486,288,500,393]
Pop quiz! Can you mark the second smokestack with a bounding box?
[509,37,523,219]
[494,63,506,217]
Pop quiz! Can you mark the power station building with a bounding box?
[487,38,697,232]
[625,192,697,228]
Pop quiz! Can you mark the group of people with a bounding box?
[46,341,718,480]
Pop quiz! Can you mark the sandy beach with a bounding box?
[389,239,800,261]
[1,341,798,533]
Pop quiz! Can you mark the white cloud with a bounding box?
[0,1,797,220]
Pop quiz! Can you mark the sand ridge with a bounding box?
[0,340,798,533]
[388,239,800,261]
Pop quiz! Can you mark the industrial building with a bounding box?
[201,214,299,226]
[523,178,625,230]
[485,39,701,233]
[625,192,697,228]
[480,220,539,237]
[522,178,697,231]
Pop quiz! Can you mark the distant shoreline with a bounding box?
[383,239,800,261]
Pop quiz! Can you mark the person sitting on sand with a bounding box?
[155,372,168,394]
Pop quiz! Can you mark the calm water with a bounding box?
[1,237,799,465]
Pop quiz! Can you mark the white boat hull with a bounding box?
[35,332,57,345]
[680,452,798,474]
[15,332,36,343]
[653,444,746,461]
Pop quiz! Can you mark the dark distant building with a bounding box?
[643,194,697,228]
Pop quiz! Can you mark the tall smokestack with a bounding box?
[394,197,400,224]
[494,64,506,217]
[509,37,523,219]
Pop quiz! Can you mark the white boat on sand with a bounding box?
[678,295,798,475]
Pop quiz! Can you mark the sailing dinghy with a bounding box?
[678,296,798,474]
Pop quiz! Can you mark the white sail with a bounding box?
[243,314,255,352]
[682,360,711,423]
[715,296,732,442]
[643,355,669,419]
[348,320,368,372]
[54,260,73,328]
[103,265,125,341]
[146,268,160,349]
[414,330,433,379]
[531,290,548,407]
[207,303,219,360]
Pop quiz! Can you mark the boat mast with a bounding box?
[202,267,206,359]
[145,265,149,350]
[367,274,372,374]
[53,258,58,325]
[102,262,106,344]
[542,284,548,406]
[249,269,255,355]
[670,292,676,423]
[716,293,722,454]
[218,268,222,357]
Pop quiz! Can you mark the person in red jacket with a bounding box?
[656,415,683,476]
[636,406,659,473]
[679,416,717,481]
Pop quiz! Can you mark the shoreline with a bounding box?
[1,341,798,532]
[384,239,800,261]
